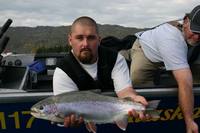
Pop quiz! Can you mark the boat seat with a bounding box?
[0,66,27,89]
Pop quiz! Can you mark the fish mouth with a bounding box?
[30,108,40,117]
[30,112,37,117]
[30,107,36,112]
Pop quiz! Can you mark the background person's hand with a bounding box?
[129,95,149,120]
[186,120,199,133]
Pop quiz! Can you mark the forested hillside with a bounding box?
[2,24,145,53]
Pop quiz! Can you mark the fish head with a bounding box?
[30,97,63,122]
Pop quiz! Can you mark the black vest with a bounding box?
[57,46,118,92]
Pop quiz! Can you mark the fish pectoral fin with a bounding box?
[53,113,65,122]
[85,122,97,133]
[115,116,128,131]
[55,113,65,119]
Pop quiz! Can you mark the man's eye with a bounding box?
[88,36,96,40]
[76,37,83,40]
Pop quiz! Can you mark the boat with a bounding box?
[0,19,200,133]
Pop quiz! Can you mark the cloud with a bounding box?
[0,0,199,28]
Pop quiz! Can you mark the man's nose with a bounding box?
[191,32,200,41]
[197,34,200,41]
[195,34,200,41]
[82,38,89,47]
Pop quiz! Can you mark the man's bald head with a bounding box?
[70,16,99,34]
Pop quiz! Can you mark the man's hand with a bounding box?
[128,95,150,120]
[116,86,149,120]
[63,114,84,127]
[172,69,198,133]
[186,119,199,133]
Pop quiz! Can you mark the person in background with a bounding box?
[53,16,148,132]
[129,5,200,133]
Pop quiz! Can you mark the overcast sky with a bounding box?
[0,0,199,28]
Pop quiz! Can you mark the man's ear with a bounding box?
[98,36,101,45]
[68,34,72,46]
[183,17,190,28]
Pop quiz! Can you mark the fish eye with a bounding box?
[39,106,44,110]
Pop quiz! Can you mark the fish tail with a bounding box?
[147,100,160,109]
[146,100,161,118]
[146,110,161,119]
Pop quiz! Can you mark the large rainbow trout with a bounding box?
[31,91,160,132]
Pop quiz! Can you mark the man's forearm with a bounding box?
[172,69,195,123]
[116,86,137,99]
[178,85,194,123]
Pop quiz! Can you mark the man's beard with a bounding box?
[183,32,199,46]
[78,48,93,64]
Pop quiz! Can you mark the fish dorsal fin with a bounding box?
[115,116,128,131]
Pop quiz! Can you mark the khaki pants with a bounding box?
[130,39,163,86]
